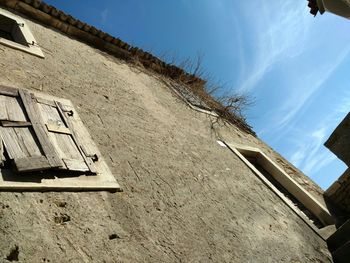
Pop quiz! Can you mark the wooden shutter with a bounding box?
[55,101,97,174]
[0,86,97,174]
[34,96,96,173]
[0,86,56,172]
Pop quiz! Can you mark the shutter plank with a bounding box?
[36,97,56,107]
[6,97,27,122]
[0,127,27,159]
[14,156,51,172]
[0,126,43,162]
[0,96,8,120]
[13,127,43,157]
[0,137,4,166]
[0,85,19,97]
[46,123,71,135]
[1,120,32,127]
[19,90,63,168]
[63,158,89,172]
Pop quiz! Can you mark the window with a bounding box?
[0,85,120,191]
[0,8,44,58]
[224,142,334,230]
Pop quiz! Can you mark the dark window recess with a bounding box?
[0,14,27,46]
[246,156,324,229]
[0,28,13,41]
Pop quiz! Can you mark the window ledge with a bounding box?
[224,142,334,239]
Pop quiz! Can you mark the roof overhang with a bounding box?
[309,0,350,19]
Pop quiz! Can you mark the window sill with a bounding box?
[0,37,44,58]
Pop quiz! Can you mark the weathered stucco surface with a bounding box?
[0,7,332,262]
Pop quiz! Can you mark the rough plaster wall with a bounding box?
[0,8,332,263]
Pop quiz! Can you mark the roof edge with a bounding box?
[0,0,205,87]
[0,0,256,136]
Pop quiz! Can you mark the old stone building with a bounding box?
[0,0,344,262]
[321,113,350,262]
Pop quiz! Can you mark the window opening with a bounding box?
[0,9,44,58]
[246,155,324,228]
[225,143,334,229]
[0,14,27,46]
[0,28,13,41]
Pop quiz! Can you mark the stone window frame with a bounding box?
[0,85,120,192]
[0,8,44,58]
[224,142,334,232]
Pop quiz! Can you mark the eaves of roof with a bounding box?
[0,0,256,136]
[0,0,205,86]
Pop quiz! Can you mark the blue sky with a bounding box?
[45,0,350,189]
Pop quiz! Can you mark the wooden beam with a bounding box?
[36,97,56,107]
[19,90,63,168]
[63,158,89,172]
[1,120,32,127]
[14,156,52,172]
[0,137,4,166]
[46,123,71,135]
[0,85,19,97]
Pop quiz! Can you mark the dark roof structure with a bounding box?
[307,0,320,16]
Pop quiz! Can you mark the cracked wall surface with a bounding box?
[0,7,332,262]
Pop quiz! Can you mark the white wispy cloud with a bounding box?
[237,0,311,93]
[289,122,335,177]
[287,89,350,180]
[336,91,350,114]
[238,0,350,139]
[273,45,350,132]
[100,8,109,25]
[231,0,350,187]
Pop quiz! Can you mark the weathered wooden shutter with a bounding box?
[0,86,55,172]
[0,86,96,174]
[34,96,96,173]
